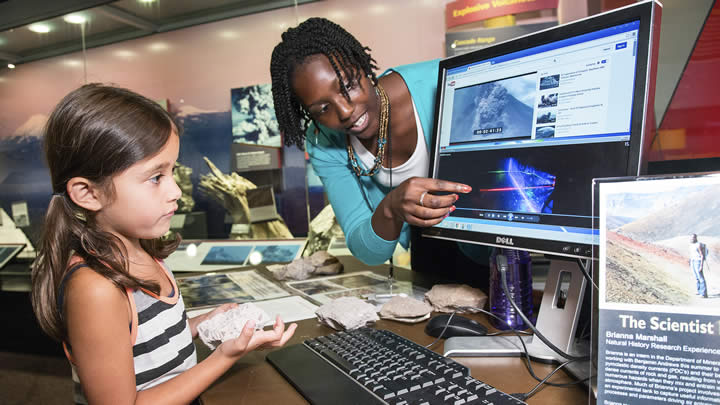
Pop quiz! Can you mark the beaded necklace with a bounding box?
[346,83,390,177]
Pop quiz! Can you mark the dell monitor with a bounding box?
[425,0,662,389]
[424,1,661,261]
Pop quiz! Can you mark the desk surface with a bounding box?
[198,256,589,405]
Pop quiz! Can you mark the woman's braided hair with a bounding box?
[270,17,379,149]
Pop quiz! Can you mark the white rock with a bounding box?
[197,303,271,350]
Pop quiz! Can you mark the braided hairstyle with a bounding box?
[270,17,379,149]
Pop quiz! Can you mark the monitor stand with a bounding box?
[443,257,594,386]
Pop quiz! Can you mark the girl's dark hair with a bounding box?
[31,83,181,342]
[270,17,379,149]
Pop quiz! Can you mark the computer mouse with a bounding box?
[424,314,489,338]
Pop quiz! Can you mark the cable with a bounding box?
[424,312,456,349]
[486,329,532,337]
[577,258,599,291]
[497,255,590,361]
[455,305,591,388]
[521,359,577,400]
[425,310,532,350]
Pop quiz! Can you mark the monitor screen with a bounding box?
[424,1,661,260]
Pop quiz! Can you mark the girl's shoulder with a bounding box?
[64,264,127,306]
[63,264,132,343]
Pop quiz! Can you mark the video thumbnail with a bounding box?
[539,74,560,90]
[538,93,558,108]
[449,73,536,144]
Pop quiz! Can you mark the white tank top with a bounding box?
[350,98,429,188]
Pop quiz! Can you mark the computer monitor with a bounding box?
[428,0,662,389]
[424,0,662,261]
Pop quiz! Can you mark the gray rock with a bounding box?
[269,252,343,281]
[379,296,433,323]
[283,258,315,280]
[424,284,488,313]
[379,296,433,318]
[315,297,379,330]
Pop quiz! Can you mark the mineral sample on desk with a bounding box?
[308,251,343,275]
[379,296,433,323]
[424,284,488,313]
[315,297,379,330]
[268,251,343,281]
[197,303,271,350]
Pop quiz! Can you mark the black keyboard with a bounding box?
[267,328,526,405]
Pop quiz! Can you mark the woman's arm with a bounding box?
[307,133,398,265]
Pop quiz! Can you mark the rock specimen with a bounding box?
[269,251,343,280]
[424,284,488,313]
[315,297,379,330]
[379,295,433,323]
[197,303,271,350]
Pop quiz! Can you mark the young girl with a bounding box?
[31,83,296,404]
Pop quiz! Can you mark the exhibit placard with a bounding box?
[595,175,720,404]
[446,0,558,29]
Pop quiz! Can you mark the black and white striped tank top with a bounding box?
[62,260,197,403]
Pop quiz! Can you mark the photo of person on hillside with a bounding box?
[689,234,708,298]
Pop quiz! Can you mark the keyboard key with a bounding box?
[319,348,354,373]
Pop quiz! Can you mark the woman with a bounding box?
[270,18,489,285]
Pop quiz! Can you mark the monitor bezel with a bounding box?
[423,1,661,260]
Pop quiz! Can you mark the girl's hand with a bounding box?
[386,177,471,227]
[217,315,297,359]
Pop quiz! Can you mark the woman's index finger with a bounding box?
[431,179,472,193]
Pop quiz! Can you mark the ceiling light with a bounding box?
[115,50,136,58]
[149,42,169,51]
[63,14,87,25]
[28,23,51,33]
[219,30,239,39]
[139,0,157,3]
[7,63,15,69]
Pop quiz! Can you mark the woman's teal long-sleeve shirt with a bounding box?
[305,59,440,265]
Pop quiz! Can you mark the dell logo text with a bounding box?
[496,236,514,246]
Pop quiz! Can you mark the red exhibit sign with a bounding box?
[446,0,558,28]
